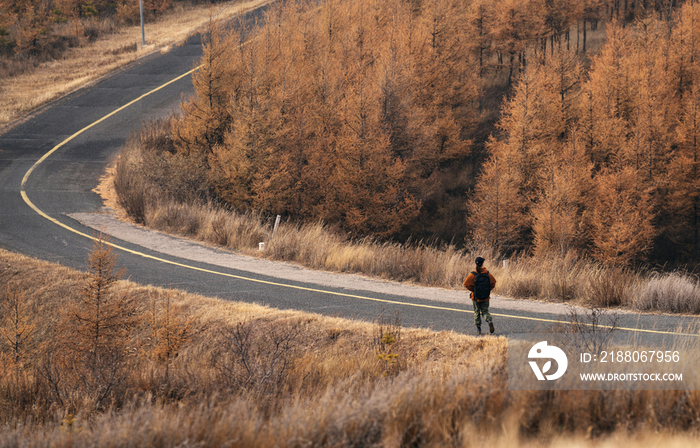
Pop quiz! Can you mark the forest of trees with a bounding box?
[163,0,700,265]
[175,0,481,237]
[472,3,700,265]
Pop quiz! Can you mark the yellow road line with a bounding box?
[21,68,200,190]
[17,38,700,340]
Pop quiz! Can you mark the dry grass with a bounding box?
[0,0,272,130]
[495,253,642,308]
[136,195,699,315]
[633,273,700,314]
[1,409,700,448]
[2,247,700,446]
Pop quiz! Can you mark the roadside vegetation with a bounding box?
[111,0,700,315]
[113,116,700,314]
[0,0,271,127]
[2,244,700,446]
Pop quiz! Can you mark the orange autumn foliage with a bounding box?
[472,2,700,265]
[175,0,481,236]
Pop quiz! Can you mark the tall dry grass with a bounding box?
[2,248,700,446]
[633,273,700,314]
[496,253,642,308]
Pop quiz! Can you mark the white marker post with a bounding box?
[273,215,281,237]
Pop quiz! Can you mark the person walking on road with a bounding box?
[463,257,497,335]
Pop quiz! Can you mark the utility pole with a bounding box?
[139,0,145,47]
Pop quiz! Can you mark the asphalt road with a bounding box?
[1,10,700,343]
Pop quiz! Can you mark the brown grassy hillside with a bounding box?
[1,244,700,446]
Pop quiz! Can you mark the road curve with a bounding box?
[1,13,699,342]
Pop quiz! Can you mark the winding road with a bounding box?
[1,7,699,344]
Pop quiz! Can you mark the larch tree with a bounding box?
[621,14,677,186]
[465,0,493,75]
[490,48,588,256]
[316,0,421,235]
[489,0,544,83]
[531,133,592,256]
[0,286,37,368]
[545,46,583,131]
[408,0,475,176]
[542,0,573,52]
[331,50,421,236]
[667,83,700,257]
[260,1,313,216]
[377,2,414,158]
[147,290,191,381]
[468,149,530,252]
[330,129,420,236]
[577,19,633,170]
[590,167,656,265]
[176,21,238,163]
[212,36,283,211]
[580,0,604,53]
[57,236,139,410]
[492,59,565,197]
[666,1,693,97]
[587,14,679,261]
[300,10,344,222]
[12,0,53,55]
[469,56,566,251]
[664,1,700,257]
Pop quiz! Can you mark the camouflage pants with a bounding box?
[472,300,492,328]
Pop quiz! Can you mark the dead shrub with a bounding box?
[146,202,201,236]
[226,211,267,250]
[106,42,137,56]
[543,254,588,302]
[373,310,404,377]
[212,319,301,398]
[0,286,38,366]
[209,213,231,247]
[114,117,214,226]
[506,273,542,300]
[113,149,148,224]
[4,247,700,444]
[566,307,619,354]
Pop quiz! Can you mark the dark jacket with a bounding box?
[463,266,497,302]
